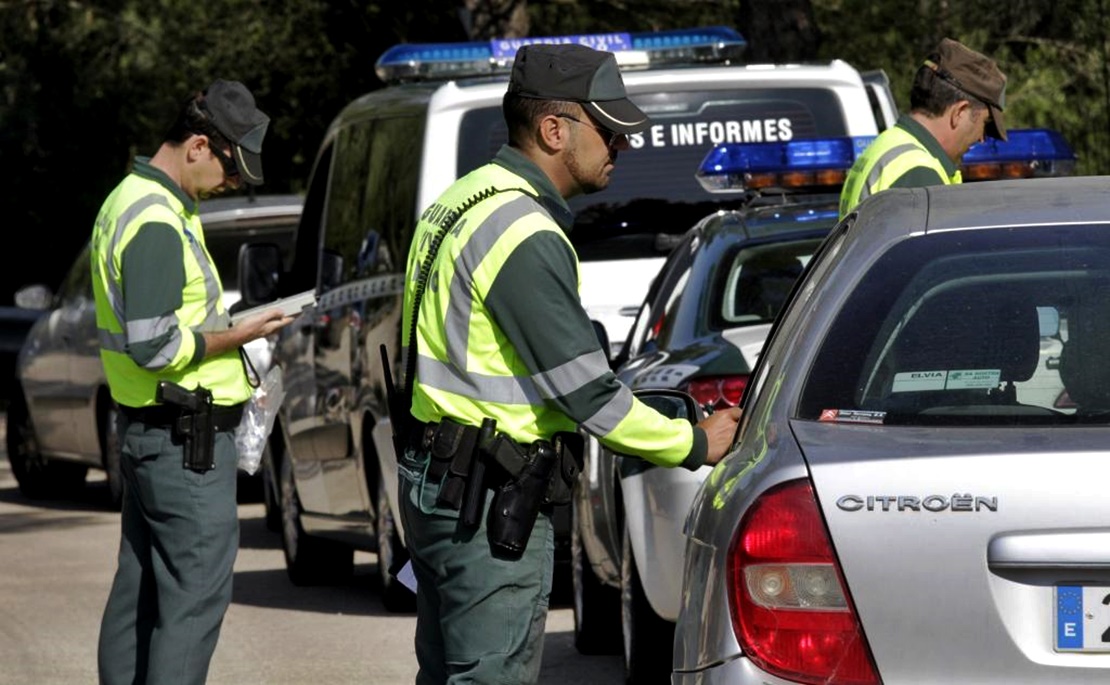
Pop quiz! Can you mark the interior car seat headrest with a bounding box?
[896,287,1039,383]
[1059,298,1110,412]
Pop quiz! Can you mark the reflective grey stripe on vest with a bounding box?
[101,194,175,342]
[443,194,539,371]
[581,383,634,436]
[858,143,920,202]
[182,227,225,331]
[417,347,625,432]
[98,194,223,355]
[416,348,610,406]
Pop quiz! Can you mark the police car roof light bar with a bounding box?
[961,128,1077,181]
[695,137,875,194]
[375,26,746,83]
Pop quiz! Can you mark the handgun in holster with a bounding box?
[487,437,559,559]
[156,381,216,472]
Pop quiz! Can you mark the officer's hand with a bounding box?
[698,406,741,466]
[235,309,296,341]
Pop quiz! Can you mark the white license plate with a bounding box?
[1055,585,1110,652]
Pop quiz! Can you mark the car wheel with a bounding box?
[6,393,86,499]
[100,400,123,511]
[279,453,354,585]
[620,520,675,685]
[261,445,281,532]
[376,478,415,613]
[571,500,621,655]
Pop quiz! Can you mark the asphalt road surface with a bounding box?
[0,414,624,684]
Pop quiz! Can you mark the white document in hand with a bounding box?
[230,289,317,324]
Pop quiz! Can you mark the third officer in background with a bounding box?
[397,43,741,684]
[839,37,1007,217]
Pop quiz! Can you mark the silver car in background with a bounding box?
[7,194,301,509]
[674,176,1110,684]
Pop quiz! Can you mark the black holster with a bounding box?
[415,418,586,556]
[156,381,216,472]
[486,439,559,559]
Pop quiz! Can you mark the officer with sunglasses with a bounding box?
[92,80,294,685]
[397,44,741,685]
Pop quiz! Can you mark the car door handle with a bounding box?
[987,530,1110,569]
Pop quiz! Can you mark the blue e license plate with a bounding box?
[1055,585,1110,652]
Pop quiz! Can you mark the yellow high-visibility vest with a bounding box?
[91,171,251,407]
[839,125,960,217]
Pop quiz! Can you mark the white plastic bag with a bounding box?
[234,366,285,475]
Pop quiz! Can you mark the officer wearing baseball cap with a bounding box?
[840,37,1008,217]
[202,79,270,185]
[396,43,741,684]
[94,80,292,685]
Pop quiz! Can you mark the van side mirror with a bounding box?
[238,243,283,307]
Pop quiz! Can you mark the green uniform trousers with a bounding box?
[97,416,239,685]
[399,449,555,685]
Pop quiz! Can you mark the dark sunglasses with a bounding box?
[556,113,622,149]
[209,141,240,179]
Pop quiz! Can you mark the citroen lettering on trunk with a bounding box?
[835,494,998,512]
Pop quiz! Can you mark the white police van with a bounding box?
[240,27,896,611]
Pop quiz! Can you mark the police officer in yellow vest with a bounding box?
[93,80,294,685]
[840,38,1008,218]
[397,44,742,684]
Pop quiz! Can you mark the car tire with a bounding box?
[261,445,281,532]
[99,399,123,511]
[620,520,675,685]
[376,478,415,613]
[571,501,621,655]
[6,392,86,499]
[279,453,354,585]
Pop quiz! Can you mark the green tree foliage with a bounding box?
[812,0,1110,175]
[1,0,1107,301]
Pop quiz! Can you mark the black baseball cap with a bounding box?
[203,80,270,185]
[508,44,650,135]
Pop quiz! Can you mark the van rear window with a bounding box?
[457,88,849,259]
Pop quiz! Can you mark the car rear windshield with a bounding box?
[798,224,1110,425]
[457,88,849,262]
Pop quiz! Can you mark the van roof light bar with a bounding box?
[961,128,1077,181]
[696,137,874,194]
[375,26,746,83]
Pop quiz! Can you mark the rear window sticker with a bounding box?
[819,409,886,424]
[945,369,1001,389]
[891,369,1001,393]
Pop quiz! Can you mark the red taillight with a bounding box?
[683,375,748,410]
[727,480,880,685]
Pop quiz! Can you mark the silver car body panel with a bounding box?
[674,177,1110,682]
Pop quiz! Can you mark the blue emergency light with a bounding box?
[696,128,1077,193]
[375,26,746,83]
[695,137,875,193]
[961,128,1077,180]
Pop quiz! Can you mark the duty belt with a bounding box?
[120,402,245,432]
[407,418,528,483]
